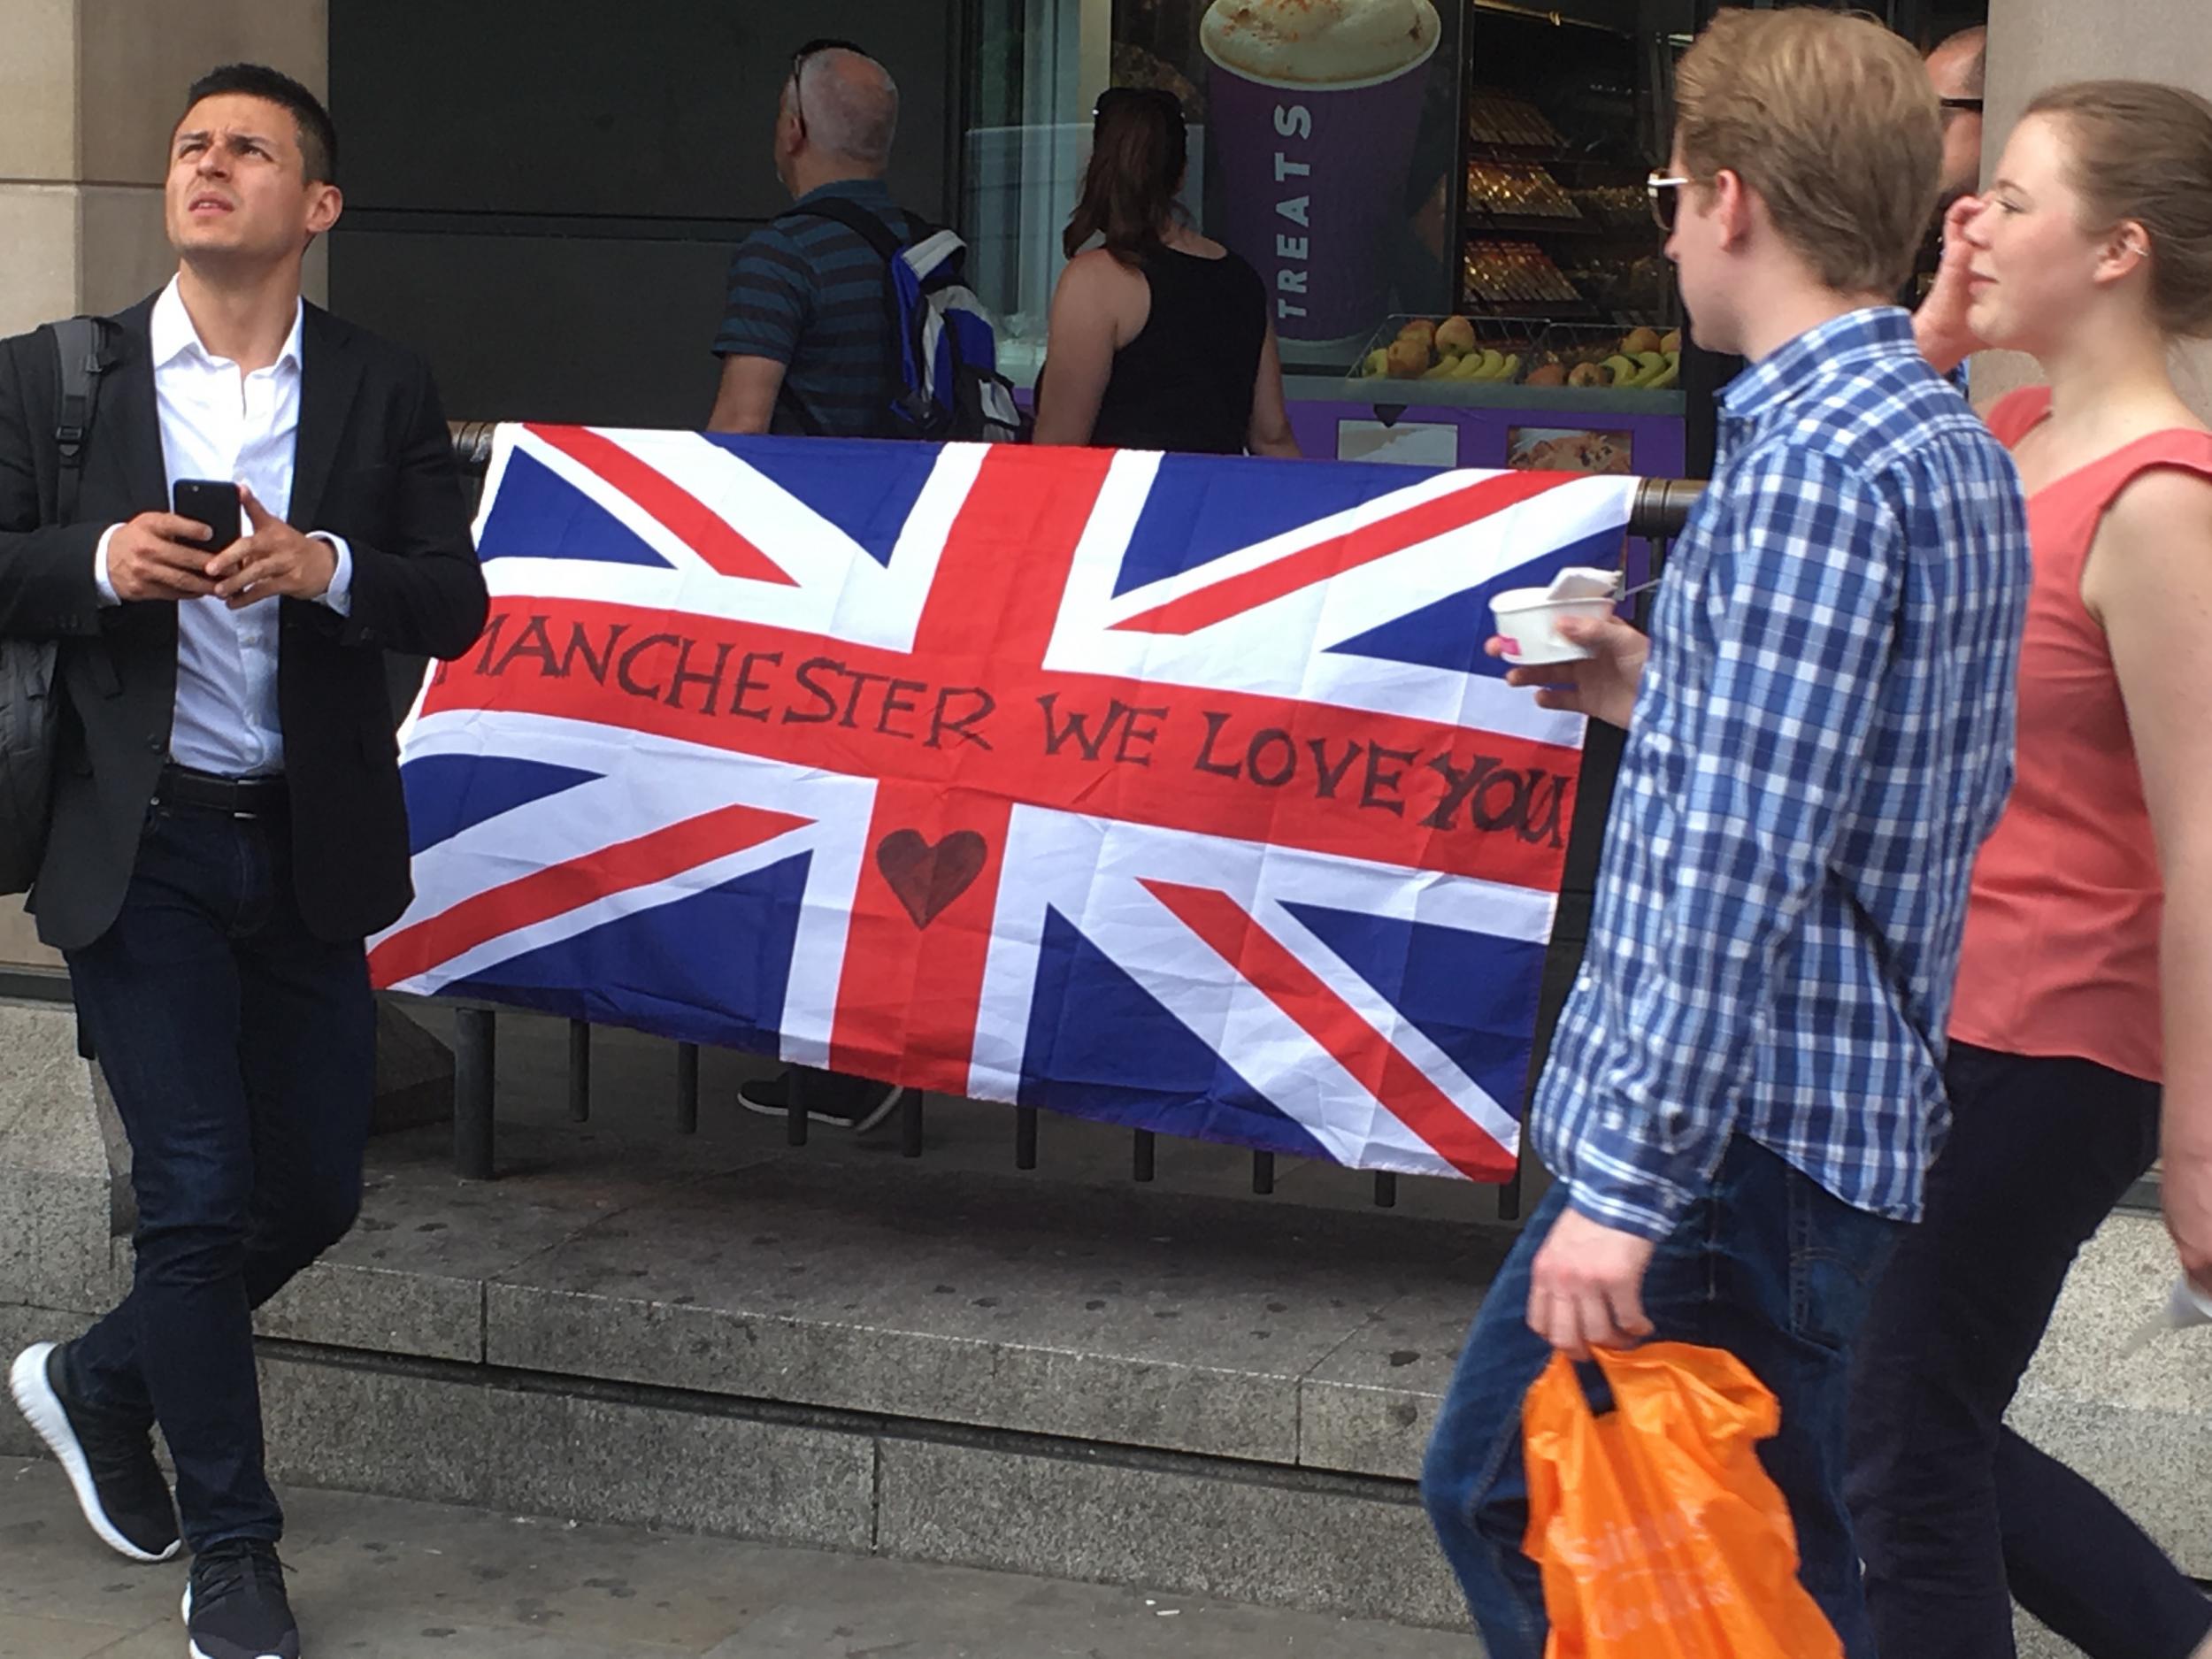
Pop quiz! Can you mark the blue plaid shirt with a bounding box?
[1531,307,2030,1241]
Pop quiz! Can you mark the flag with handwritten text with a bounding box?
[372,428,1637,1180]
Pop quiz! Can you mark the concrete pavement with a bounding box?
[0,1457,1479,1659]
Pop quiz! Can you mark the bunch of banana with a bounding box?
[1435,347,1523,383]
[1601,349,1681,390]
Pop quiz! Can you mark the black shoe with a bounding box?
[184,1540,299,1659]
[9,1340,179,1563]
[738,1071,906,1133]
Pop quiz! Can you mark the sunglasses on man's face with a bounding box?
[790,37,867,137]
[1647,171,1694,234]
[1939,96,1985,114]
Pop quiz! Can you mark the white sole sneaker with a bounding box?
[738,1082,908,1133]
[182,1578,296,1658]
[9,1341,179,1564]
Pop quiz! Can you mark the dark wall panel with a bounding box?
[327,0,960,426]
[330,0,956,221]
[334,232,730,426]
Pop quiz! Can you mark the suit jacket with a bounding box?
[0,291,489,950]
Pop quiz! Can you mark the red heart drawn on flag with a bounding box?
[874,829,989,929]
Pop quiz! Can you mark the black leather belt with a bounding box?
[154,764,288,818]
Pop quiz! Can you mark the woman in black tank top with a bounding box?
[1033,88,1298,458]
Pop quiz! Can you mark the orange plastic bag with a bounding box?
[1522,1342,1843,1659]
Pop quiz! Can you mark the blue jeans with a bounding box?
[61,803,373,1551]
[1421,1135,1902,1659]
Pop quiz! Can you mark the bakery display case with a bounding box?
[957,0,1692,473]
[1455,14,1679,331]
[1307,0,1693,471]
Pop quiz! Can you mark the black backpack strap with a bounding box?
[772,378,827,437]
[780,197,908,266]
[48,315,115,524]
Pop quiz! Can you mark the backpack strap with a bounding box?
[780,196,910,266]
[48,316,115,524]
[771,379,828,438]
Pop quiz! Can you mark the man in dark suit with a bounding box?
[0,65,485,1659]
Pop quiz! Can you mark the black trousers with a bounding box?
[1847,1041,2212,1659]
[62,803,373,1551]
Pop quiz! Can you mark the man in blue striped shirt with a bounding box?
[708,43,908,442]
[1421,12,2031,1656]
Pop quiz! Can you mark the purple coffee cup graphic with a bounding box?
[1203,17,1440,347]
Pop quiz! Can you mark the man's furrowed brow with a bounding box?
[174,127,280,150]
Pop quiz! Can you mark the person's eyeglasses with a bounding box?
[1647,171,1694,234]
[789,37,866,140]
[1093,86,1184,125]
[1939,96,1985,114]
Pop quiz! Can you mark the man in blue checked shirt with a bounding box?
[1420,12,2030,1657]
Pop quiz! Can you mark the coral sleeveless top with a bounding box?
[1950,387,2212,1083]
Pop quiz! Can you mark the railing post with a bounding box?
[675,1042,700,1134]
[453,1007,496,1180]
[787,1067,809,1146]
[567,1018,591,1123]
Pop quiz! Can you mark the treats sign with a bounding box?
[1271,102,1314,323]
[1202,0,1442,342]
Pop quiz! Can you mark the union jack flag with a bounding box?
[372,427,1639,1181]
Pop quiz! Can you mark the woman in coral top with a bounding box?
[1847,82,2212,1659]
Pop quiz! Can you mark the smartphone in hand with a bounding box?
[171,479,242,553]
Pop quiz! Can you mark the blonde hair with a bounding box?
[1674,8,1941,296]
[2026,81,2212,340]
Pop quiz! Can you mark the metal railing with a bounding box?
[431,426,1705,1212]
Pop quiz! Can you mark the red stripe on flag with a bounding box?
[911,444,1121,661]
[1109,469,1578,637]
[826,787,1013,1094]
[369,800,810,989]
[1139,879,1517,1182]
[416,595,1585,894]
[829,449,1120,1090]
[526,424,797,586]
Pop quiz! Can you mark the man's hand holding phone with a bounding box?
[104,479,237,603]
[206,485,334,609]
[104,507,232,603]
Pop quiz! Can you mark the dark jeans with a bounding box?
[61,804,374,1552]
[1421,1134,1902,1659]
[1847,1041,2212,1659]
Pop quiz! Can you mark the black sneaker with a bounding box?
[738,1071,906,1133]
[183,1540,299,1659]
[9,1340,179,1563]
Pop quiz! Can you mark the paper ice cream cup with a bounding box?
[1202,0,1441,347]
[1490,588,1615,665]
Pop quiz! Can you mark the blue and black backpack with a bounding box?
[780,197,1030,445]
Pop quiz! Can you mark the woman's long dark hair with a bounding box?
[1063,88,1187,263]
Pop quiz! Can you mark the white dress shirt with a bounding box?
[95,278,352,778]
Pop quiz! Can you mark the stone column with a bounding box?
[1974,0,2212,414]
[0,0,328,971]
